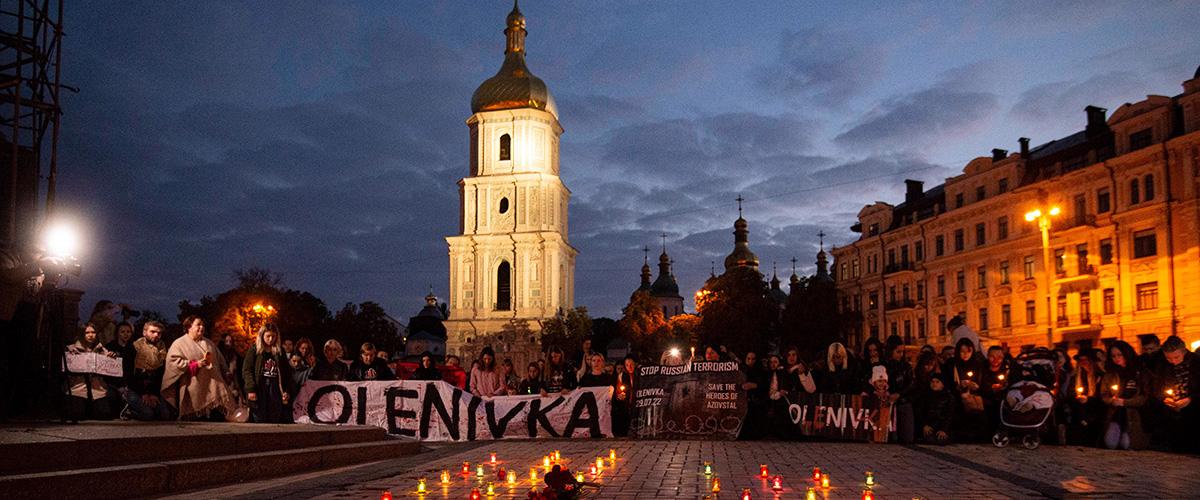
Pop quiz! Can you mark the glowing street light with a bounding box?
[1026,205,1061,347]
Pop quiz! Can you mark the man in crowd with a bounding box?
[1155,336,1199,453]
[348,342,395,381]
[122,321,174,420]
[1139,334,1164,372]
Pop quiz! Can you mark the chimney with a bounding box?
[1085,105,1108,136]
[904,179,923,204]
[992,148,1008,161]
[1018,137,1030,158]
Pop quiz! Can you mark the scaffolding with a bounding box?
[0,0,63,249]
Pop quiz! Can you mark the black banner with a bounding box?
[786,393,894,442]
[630,361,747,440]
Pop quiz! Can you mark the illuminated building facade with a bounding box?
[831,67,1200,350]
[445,3,577,363]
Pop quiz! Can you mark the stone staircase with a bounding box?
[0,421,420,499]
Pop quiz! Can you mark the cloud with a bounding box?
[1008,71,1147,125]
[753,27,889,107]
[834,88,999,151]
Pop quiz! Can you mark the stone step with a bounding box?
[0,422,386,474]
[0,437,421,500]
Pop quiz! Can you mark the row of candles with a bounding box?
[699,463,878,499]
[391,452,896,500]
[397,449,619,497]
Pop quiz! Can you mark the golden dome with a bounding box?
[470,1,558,119]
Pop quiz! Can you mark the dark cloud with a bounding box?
[834,87,999,151]
[1008,71,1148,125]
[753,27,889,107]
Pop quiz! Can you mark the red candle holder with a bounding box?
[760,465,769,478]
[772,475,783,491]
[812,467,821,481]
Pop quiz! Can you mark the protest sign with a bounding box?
[630,361,747,440]
[292,380,611,441]
[63,350,123,377]
[786,393,894,442]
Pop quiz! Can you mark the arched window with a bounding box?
[499,134,511,161]
[1144,174,1154,201]
[496,261,511,311]
[1130,178,1140,205]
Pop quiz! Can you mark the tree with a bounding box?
[695,266,775,356]
[177,267,334,353]
[617,290,669,356]
[331,301,401,354]
[540,306,592,356]
[780,275,857,360]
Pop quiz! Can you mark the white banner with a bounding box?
[63,351,123,377]
[292,381,612,441]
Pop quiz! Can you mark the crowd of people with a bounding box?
[61,302,1199,455]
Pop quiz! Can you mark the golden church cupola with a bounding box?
[470,0,558,119]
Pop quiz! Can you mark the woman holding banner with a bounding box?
[64,323,115,420]
[543,346,577,396]
[469,347,507,397]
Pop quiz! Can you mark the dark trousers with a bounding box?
[66,395,111,421]
[251,377,283,423]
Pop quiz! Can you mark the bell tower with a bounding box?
[445,1,577,361]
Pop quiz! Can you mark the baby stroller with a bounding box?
[992,348,1059,449]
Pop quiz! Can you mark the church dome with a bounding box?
[724,216,759,271]
[649,251,680,298]
[471,2,558,119]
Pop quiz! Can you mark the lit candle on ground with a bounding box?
[441,471,450,484]
[507,471,515,484]
[590,464,597,475]
[543,456,551,467]
[704,462,712,475]
[813,467,821,481]
[772,475,783,491]
[575,471,585,483]
[610,449,616,460]
[865,471,874,486]
[469,489,480,500]
[382,492,392,500]
[490,453,496,464]
[530,468,538,481]
[554,450,561,460]
[712,478,721,492]
[597,457,604,469]
[476,465,484,477]
[463,462,470,474]
[821,474,830,488]
[485,481,495,495]
[741,488,752,500]
[806,487,817,500]
[761,465,769,477]
[417,478,426,493]
[861,490,875,500]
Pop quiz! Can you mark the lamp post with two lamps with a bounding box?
[1025,206,1060,348]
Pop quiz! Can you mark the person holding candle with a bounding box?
[978,345,1010,440]
[1099,341,1151,450]
[1152,336,1199,453]
[613,355,638,437]
[161,317,237,420]
[517,362,545,395]
[942,337,987,442]
[1064,348,1105,446]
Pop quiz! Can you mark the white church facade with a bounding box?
[444,3,577,365]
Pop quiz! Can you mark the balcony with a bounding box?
[1057,317,1070,328]
[884,261,915,275]
[885,299,917,311]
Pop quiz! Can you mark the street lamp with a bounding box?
[1025,206,1060,347]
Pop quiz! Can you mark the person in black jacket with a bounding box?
[921,376,955,444]
[1154,336,1200,453]
[412,352,443,381]
[578,353,615,388]
[104,322,137,415]
[883,336,915,443]
[348,342,395,381]
[816,342,859,395]
[313,339,349,381]
[242,323,293,423]
[517,362,545,395]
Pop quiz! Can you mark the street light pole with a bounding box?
[1026,207,1059,348]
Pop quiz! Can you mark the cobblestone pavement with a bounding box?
[160,440,1200,500]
